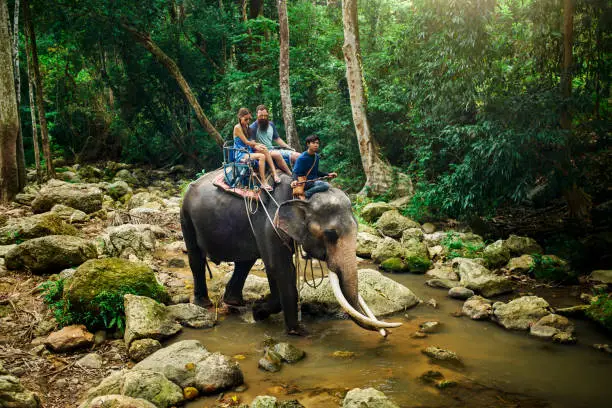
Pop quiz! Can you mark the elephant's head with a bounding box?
[275,188,401,334]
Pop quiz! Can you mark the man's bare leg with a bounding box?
[271,151,292,175]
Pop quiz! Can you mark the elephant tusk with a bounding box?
[358,295,388,338]
[328,271,402,330]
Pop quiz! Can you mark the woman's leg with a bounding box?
[249,153,272,189]
[263,150,281,182]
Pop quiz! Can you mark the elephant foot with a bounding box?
[252,304,271,321]
[222,295,246,307]
[193,296,213,308]
[287,324,309,337]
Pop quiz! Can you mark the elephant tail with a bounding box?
[180,207,213,279]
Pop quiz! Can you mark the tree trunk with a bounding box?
[277,0,300,151]
[249,0,264,19]
[341,0,408,196]
[23,0,54,178]
[0,0,20,202]
[123,24,224,147]
[560,0,574,130]
[12,0,25,189]
[24,18,40,182]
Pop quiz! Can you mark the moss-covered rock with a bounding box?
[503,235,543,256]
[380,257,410,272]
[64,258,168,313]
[5,235,97,274]
[0,213,77,245]
[483,240,511,268]
[375,210,420,238]
[31,179,103,214]
[361,202,395,223]
[106,180,133,200]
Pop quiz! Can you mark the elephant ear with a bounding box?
[274,199,310,242]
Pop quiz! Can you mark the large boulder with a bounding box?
[83,369,183,408]
[371,238,406,264]
[5,235,97,274]
[114,169,140,186]
[342,388,399,408]
[133,340,243,394]
[106,181,132,201]
[166,303,216,329]
[374,210,419,238]
[482,240,511,268]
[99,224,159,260]
[506,255,534,274]
[399,238,431,273]
[124,295,182,347]
[493,296,551,330]
[503,235,543,256]
[529,314,576,342]
[462,296,493,320]
[589,270,612,284]
[50,204,89,224]
[31,179,103,214]
[361,203,395,223]
[64,258,167,317]
[299,269,421,316]
[78,395,157,408]
[0,375,40,408]
[77,165,104,182]
[453,258,513,297]
[356,232,383,258]
[0,213,77,245]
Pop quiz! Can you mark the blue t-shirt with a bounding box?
[292,151,329,181]
[249,122,279,149]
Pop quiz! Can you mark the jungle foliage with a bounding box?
[8,0,611,219]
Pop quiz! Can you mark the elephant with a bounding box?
[180,169,400,335]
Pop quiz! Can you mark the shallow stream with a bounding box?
[170,265,612,408]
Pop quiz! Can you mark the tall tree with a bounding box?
[11,0,25,189]
[0,0,20,202]
[122,24,224,147]
[560,0,574,130]
[23,0,54,178]
[25,23,41,182]
[341,0,409,196]
[277,0,300,151]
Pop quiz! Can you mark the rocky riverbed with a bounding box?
[0,162,610,408]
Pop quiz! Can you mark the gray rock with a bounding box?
[421,347,461,364]
[272,343,305,363]
[76,353,103,369]
[32,179,103,214]
[342,387,400,408]
[129,208,168,226]
[50,204,89,223]
[129,339,162,362]
[375,210,420,238]
[121,370,184,408]
[78,395,157,408]
[299,269,420,316]
[361,202,395,223]
[419,321,440,333]
[482,240,511,268]
[425,279,457,290]
[259,349,283,372]
[356,232,383,258]
[133,340,243,393]
[0,375,40,408]
[588,270,612,284]
[371,237,406,264]
[493,296,551,330]
[426,264,458,281]
[422,223,436,234]
[14,193,36,206]
[215,272,271,303]
[5,235,98,274]
[251,396,278,408]
[114,169,139,186]
[166,303,215,328]
[462,295,493,320]
[358,223,380,237]
[530,314,575,342]
[503,235,543,256]
[124,294,181,347]
[506,255,534,274]
[401,228,424,242]
[127,192,165,210]
[0,244,17,258]
[106,180,132,200]
[453,258,513,297]
[448,287,475,300]
[99,224,157,260]
[0,213,77,245]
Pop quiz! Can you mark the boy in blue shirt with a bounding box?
[291,134,337,199]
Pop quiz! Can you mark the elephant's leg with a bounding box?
[275,264,302,335]
[187,249,212,308]
[223,259,256,306]
[252,275,282,321]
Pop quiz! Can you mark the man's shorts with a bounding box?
[275,149,294,167]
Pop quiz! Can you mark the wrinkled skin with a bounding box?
[180,169,365,334]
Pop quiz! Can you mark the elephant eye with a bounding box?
[324,229,339,243]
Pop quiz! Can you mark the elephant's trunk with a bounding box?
[325,232,401,335]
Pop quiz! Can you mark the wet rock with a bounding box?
[124,294,181,347]
[453,258,513,297]
[506,255,534,274]
[462,296,493,320]
[555,305,589,317]
[426,264,458,281]
[503,235,543,256]
[482,240,511,268]
[449,287,475,300]
[436,380,457,389]
[0,213,77,245]
[32,179,103,214]
[530,314,575,341]
[5,235,97,274]
[375,210,419,239]
[133,340,243,394]
[419,321,441,333]
[99,224,158,260]
[50,204,89,224]
[332,351,356,358]
[422,223,436,234]
[0,375,40,408]
[421,347,461,365]
[593,344,612,354]
[342,387,399,408]
[76,353,103,369]
[356,232,383,258]
[78,395,157,408]
[183,386,199,400]
[552,332,577,344]
[259,349,283,372]
[272,343,305,364]
[45,325,94,352]
[426,298,438,308]
[411,331,427,339]
[361,203,395,223]
[493,296,551,330]
[251,396,278,408]
[418,370,444,383]
[166,303,215,328]
[129,339,162,362]
[299,269,420,316]
[588,270,612,284]
[425,279,457,290]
